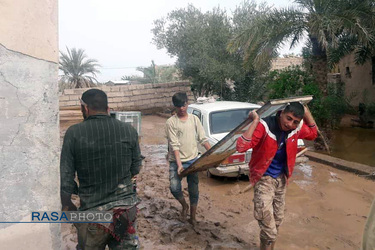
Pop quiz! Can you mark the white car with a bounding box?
[187,100,306,177]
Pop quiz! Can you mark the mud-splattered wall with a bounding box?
[338,53,375,106]
[59,81,194,113]
[0,0,60,249]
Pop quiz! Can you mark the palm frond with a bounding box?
[59,47,101,88]
[229,7,306,71]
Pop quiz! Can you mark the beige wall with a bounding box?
[339,54,375,106]
[60,81,194,113]
[271,56,303,71]
[0,0,58,62]
[0,0,60,249]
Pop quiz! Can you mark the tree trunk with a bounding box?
[311,57,328,93]
[310,37,328,94]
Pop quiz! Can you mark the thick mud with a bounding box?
[61,115,375,249]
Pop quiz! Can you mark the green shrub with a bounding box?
[267,65,310,99]
[367,103,375,117]
[265,66,350,128]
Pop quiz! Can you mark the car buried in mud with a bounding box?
[187,99,307,178]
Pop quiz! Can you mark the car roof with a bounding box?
[189,101,261,113]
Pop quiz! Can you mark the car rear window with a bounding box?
[210,109,252,134]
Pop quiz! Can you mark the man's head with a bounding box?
[279,102,305,132]
[80,89,109,119]
[172,92,188,117]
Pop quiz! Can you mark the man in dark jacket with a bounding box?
[236,102,317,250]
[60,89,142,249]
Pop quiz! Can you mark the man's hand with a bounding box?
[304,105,311,117]
[203,141,211,151]
[173,150,185,175]
[61,193,77,211]
[241,110,260,140]
[62,204,77,211]
[177,165,184,175]
[303,105,316,126]
[248,110,259,122]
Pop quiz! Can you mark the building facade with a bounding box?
[0,0,60,248]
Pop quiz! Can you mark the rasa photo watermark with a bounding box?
[31,211,113,223]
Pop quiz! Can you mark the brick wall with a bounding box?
[59,81,194,113]
[271,56,303,71]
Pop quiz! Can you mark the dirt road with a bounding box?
[61,115,375,249]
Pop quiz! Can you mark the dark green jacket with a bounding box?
[60,114,142,211]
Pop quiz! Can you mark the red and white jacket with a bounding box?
[236,114,317,185]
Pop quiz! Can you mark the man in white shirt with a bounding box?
[165,92,211,225]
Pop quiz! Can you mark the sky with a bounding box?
[59,0,302,82]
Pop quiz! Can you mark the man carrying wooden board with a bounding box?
[236,102,317,250]
[165,92,211,226]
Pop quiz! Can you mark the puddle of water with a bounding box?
[328,172,342,183]
[293,163,315,189]
[294,179,314,189]
[318,127,375,167]
[296,163,313,178]
[142,144,168,166]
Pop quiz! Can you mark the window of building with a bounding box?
[345,67,351,78]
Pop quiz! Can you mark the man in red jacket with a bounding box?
[236,102,317,250]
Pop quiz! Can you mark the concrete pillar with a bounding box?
[0,0,60,249]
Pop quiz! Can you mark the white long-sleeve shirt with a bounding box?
[165,114,208,162]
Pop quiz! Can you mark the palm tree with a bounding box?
[136,60,157,83]
[59,47,101,88]
[228,0,375,89]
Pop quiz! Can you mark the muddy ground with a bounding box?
[61,115,375,249]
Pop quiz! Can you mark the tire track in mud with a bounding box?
[137,144,256,249]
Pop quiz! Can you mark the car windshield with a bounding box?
[210,109,252,134]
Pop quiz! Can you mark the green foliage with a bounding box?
[158,65,181,83]
[366,103,375,118]
[266,66,350,128]
[359,90,375,119]
[136,60,157,83]
[233,70,268,103]
[228,0,375,87]
[122,62,182,84]
[152,2,261,99]
[267,66,312,99]
[59,47,100,90]
[319,83,350,128]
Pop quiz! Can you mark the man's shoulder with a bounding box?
[261,116,277,129]
[262,115,276,124]
[166,114,178,125]
[166,115,175,122]
[66,121,84,133]
[63,121,87,141]
[114,119,138,133]
[189,113,198,121]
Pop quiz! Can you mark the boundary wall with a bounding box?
[60,81,194,113]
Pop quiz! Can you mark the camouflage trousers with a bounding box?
[75,206,139,250]
[253,174,287,244]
